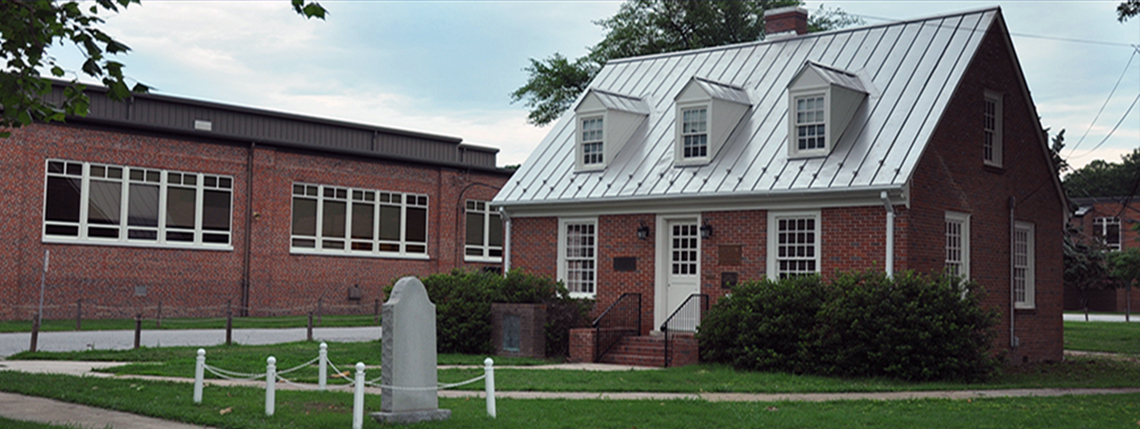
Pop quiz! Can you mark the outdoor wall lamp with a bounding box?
[637,222,650,240]
[700,221,713,239]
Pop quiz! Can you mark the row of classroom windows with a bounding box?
[558,213,1036,308]
[41,159,503,260]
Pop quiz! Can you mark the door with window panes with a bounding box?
[664,219,700,330]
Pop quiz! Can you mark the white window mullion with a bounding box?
[315,186,325,244]
[193,174,204,246]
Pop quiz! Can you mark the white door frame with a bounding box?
[653,213,701,331]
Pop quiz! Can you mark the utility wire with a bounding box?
[1066,48,1139,156]
[851,13,1139,48]
[1066,91,1140,160]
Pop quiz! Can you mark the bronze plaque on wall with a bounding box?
[614,257,637,272]
[718,245,742,266]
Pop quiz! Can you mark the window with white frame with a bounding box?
[465,200,502,262]
[580,117,604,166]
[1093,216,1121,251]
[291,183,428,257]
[43,159,232,248]
[794,94,826,152]
[945,212,971,279]
[559,219,597,297]
[680,107,708,159]
[1014,221,1035,309]
[983,91,1003,167]
[767,211,820,279]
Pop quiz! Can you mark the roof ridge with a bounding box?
[590,88,644,100]
[607,6,1001,66]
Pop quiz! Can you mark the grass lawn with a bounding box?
[0,314,379,333]
[10,340,1139,393]
[1063,321,1140,355]
[0,371,1134,429]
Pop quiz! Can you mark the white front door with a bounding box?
[658,218,700,330]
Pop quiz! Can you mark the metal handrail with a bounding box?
[660,293,708,368]
[591,293,641,362]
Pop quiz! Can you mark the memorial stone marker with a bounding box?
[371,277,450,424]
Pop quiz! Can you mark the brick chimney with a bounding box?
[764,6,809,37]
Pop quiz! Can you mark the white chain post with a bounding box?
[484,357,496,418]
[193,349,205,404]
[352,362,365,429]
[265,356,276,417]
[318,342,328,391]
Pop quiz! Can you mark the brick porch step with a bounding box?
[599,334,698,367]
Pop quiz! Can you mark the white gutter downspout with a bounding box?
[880,191,894,278]
[500,208,511,276]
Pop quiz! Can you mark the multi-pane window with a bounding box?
[671,223,698,275]
[291,183,428,257]
[983,91,1002,166]
[945,212,971,279]
[795,95,826,151]
[465,200,503,262]
[1014,222,1035,309]
[561,220,596,296]
[581,117,604,165]
[1093,216,1121,251]
[681,107,708,158]
[771,214,819,279]
[43,159,232,247]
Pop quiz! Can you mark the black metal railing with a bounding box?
[591,293,641,362]
[660,293,709,368]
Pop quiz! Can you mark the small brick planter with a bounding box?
[490,303,546,359]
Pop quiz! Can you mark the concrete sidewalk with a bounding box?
[1,359,1138,428]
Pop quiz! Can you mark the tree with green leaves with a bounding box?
[1108,247,1140,321]
[1063,228,1115,321]
[511,1,863,126]
[1044,127,1068,175]
[1063,148,1140,198]
[1119,0,1139,21]
[0,0,326,138]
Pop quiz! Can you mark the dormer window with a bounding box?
[794,95,826,151]
[581,117,604,165]
[573,89,649,172]
[786,61,868,159]
[673,77,751,166]
[681,107,708,158]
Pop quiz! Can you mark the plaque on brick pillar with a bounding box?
[491,303,546,358]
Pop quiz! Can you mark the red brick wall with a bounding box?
[906,23,1066,363]
[508,217,558,280]
[1066,201,1140,312]
[0,122,509,320]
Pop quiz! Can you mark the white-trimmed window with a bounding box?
[767,211,821,280]
[465,200,502,262]
[794,94,826,152]
[983,90,1003,167]
[1014,221,1035,309]
[580,117,604,166]
[291,183,428,257]
[1093,216,1121,251]
[680,106,709,159]
[43,159,232,248]
[559,219,597,298]
[945,211,971,279]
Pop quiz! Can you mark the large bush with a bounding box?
[388,269,590,357]
[699,271,1000,381]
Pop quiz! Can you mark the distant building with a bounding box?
[2,83,510,320]
[495,7,1065,365]
[1066,197,1140,312]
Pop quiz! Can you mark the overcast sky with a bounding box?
[50,1,1138,170]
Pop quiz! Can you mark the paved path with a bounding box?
[1,360,1138,428]
[1063,313,1140,322]
[0,326,381,358]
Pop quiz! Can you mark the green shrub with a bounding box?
[386,269,591,357]
[699,271,1000,381]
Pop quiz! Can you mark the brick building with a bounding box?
[1,84,511,321]
[494,7,1066,365]
[1065,197,1140,312]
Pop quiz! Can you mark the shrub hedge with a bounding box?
[387,270,591,357]
[698,271,1000,381]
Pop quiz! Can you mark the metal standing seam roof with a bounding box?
[584,89,652,115]
[495,8,1002,209]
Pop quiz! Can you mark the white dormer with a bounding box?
[673,77,751,166]
[573,89,649,172]
[787,61,868,158]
